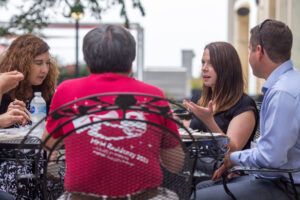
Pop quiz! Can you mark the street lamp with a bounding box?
[70,0,84,77]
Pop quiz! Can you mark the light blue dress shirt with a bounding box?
[231,60,300,183]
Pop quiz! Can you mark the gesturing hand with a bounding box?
[183,100,214,124]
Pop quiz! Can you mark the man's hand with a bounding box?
[0,71,24,95]
[212,152,234,181]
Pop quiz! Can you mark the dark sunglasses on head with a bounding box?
[258,19,272,53]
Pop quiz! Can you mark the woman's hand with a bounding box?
[183,100,214,124]
[0,71,24,94]
[0,108,31,128]
[8,99,27,113]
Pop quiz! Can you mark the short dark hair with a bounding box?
[83,24,136,73]
[250,19,293,63]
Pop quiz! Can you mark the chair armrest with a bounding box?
[229,166,300,174]
[222,166,300,200]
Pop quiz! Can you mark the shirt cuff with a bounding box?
[230,151,241,165]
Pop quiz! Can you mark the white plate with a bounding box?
[179,128,223,139]
[0,128,30,141]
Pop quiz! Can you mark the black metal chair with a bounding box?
[223,166,300,200]
[17,93,203,200]
[0,132,45,199]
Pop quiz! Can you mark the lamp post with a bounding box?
[70,0,84,77]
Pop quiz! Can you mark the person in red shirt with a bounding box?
[42,24,184,199]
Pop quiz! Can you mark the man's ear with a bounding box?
[255,45,264,59]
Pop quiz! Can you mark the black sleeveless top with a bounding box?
[189,93,258,150]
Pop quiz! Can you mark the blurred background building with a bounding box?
[143,50,194,100]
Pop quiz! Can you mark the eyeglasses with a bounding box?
[258,19,272,54]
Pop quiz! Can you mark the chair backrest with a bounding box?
[253,101,262,141]
[17,93,200,200]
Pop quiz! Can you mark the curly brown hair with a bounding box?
[0,34,59,102]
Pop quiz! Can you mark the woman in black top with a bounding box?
[189,92,258,150]
[184,42,258,178]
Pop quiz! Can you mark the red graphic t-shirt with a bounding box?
[46,73,180,196]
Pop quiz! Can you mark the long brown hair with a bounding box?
[0,34,59,102]
[199,42,244,113]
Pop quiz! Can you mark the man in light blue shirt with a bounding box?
[196,19,300,200]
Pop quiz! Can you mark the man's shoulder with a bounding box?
[60,77,85,86]
[56,77,87,91]
[132,79,165,96]
[53,78,88,103]
[275,69,300,94]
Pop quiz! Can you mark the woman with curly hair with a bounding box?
[0,34,59,116]
[0,34,59,199]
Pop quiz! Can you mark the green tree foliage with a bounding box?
[0,0,145,36]
[191,78,203,90]
[58,64,90,83]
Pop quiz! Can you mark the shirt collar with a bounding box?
[262,60,293,94]
[89,72,131,79]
